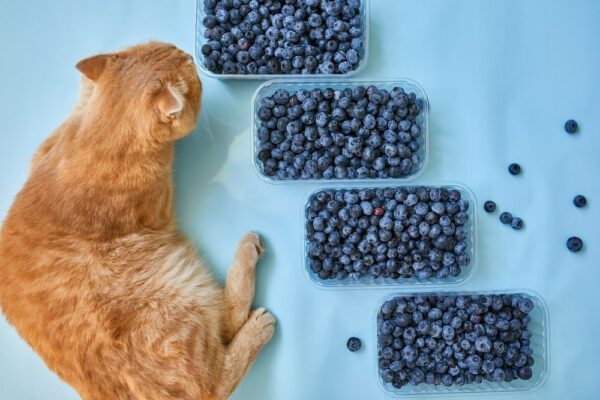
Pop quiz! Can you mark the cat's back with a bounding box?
[0,191,222,393]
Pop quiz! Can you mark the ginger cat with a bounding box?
[0,42,274,400]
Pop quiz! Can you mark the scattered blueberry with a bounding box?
[573,195,587,208]
[483,200,496,213]
[511,217,524,230]
[257,86,425,180]
[499,212,513,225]
[564,119,578,134]
[200,0,365,75]
[378,294,536,388]
[306,187,471,282]
[566,236,583,252]
[347,337,362,352]
[508,163,521,176]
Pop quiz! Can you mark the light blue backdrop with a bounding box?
[1,1,599,399]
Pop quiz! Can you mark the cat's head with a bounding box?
[75,42,201,143]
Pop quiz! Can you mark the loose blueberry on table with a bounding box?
[510,217,524,230]
[564,119,578,134]
[306,187,471,282]
[347,337,362,352]
[566,236,583,252]
[377,294,536,389]
[200,0,365,75]
[499,212,513,225]
[508,163,521,176]
[257,86,425,180]
[573,195,587,208]
[483,200,496,213]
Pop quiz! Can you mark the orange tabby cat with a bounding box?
[0,42,274,400]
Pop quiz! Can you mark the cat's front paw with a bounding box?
[239,232,263,259]
[248,307,275,344]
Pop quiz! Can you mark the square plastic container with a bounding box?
[194,0,370,79]
[252,79,429,183]
[302,183,476,288]
[374,290,549,396]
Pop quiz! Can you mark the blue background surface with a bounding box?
[1,1,599,399]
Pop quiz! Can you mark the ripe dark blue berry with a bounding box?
[517,366,533,380]
[564,119,578,134]
[567,236,583,252]
[484,200,496,213]
[508,163,521,175]
[511,217,524,230]
[499,212,513,224]
[573,195,587,208]
[347,337,362,352]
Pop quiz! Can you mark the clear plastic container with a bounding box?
[302,183,477,289]
[251,79,430,183]
[194,0,370,79]
[374,289,550,396]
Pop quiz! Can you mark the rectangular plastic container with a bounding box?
[252,79,430,183]
[374,290,549,396]
[194,0,370,79]
[302,183,477,288]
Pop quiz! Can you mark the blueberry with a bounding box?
[499,212,513,224]
[483,200,496,213]
[454,211,468,225]
[442,325,455,341]
[573,195,587,208]
[438,374,452,386]
[474,336,492,353]
[273,89,289,105]
[517,366,533,380]
[491,368,506,382]
[564,119,578,134]
[508,163,521,175]
[363,114,376,129]
[428,308,442,321]
[510,217,524,230]
[401,345,417,362]
[567,236,583,252]
[338,61,353,74]
[347,337,361,352]
[319,61,336,74]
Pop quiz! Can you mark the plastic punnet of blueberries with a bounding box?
[377,294,536,390]
[305,186,472,283]
[199,0,366,75]
[256,85,426,180]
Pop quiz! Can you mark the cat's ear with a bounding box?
[76,54,109,81]
[155,84,185,122]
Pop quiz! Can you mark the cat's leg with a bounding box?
[215,307,275,400]
[223,232,263,341]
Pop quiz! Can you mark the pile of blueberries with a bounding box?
[377,294,536,388]
[256,86,424,180]
[200,0,365,75]
[306,186,471,282]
